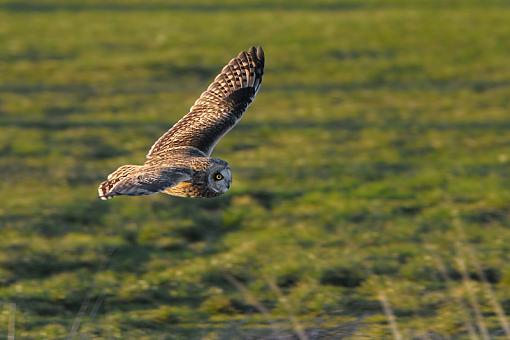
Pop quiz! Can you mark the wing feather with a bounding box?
[146,46,264,158]
[99,166,192,200]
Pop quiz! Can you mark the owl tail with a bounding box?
[98,164,141,200]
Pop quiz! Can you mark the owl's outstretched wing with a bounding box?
[98,165,192,200]
[146,46,265,158]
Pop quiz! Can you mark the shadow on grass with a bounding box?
[0,1,366,13]
[3,76,509,98]
[10,113,510,145]
[1,254,97,280]
[0,51,77,62]
[0,116,366,134]
[328,48,396,61]
[148,195,239,245]
[33,199,111,236]
[7,289,202,317]
[146,62,217,82]
[266,78,510,94]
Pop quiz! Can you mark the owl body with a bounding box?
[161,165,229,198]
[153,148,231,198]
[163,176,223,198]
[97,46,263,200]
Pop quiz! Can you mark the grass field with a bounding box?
[1,0,510,338]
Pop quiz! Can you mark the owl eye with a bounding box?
[214,173,224,181]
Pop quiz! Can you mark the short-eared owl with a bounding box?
[98,46,264,200]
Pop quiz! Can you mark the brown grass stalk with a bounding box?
[465,245,510,339]
[452,216,510,339]
[223,272,280,336]
[264,276,309,340]
[426,246,479,340]
[456,254,490,340]
[377,288,403,340]
[8,303,15,340]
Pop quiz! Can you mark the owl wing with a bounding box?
[98,166,192,200]
[146,46,265,158]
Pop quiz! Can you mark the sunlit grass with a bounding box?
[1,0,510,338]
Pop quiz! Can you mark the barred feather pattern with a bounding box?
[98,164,193,200]
[146,46,264,158]
[98,165,141,200]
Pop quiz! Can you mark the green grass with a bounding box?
[1,0,510,338]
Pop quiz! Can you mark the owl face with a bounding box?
[208,162,232,194]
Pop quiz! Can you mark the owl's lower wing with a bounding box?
[98,166,192,200]
[146,46,264,158]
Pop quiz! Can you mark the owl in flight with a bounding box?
[98,46,265,200]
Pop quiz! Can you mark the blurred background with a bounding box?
[1,0,510,338]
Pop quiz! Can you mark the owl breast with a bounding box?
[162,181,221,198]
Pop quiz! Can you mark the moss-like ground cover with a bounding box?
[1,0,510,338]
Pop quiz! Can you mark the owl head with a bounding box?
[207,159,232,194]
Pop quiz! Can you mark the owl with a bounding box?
[98,46,265,200]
